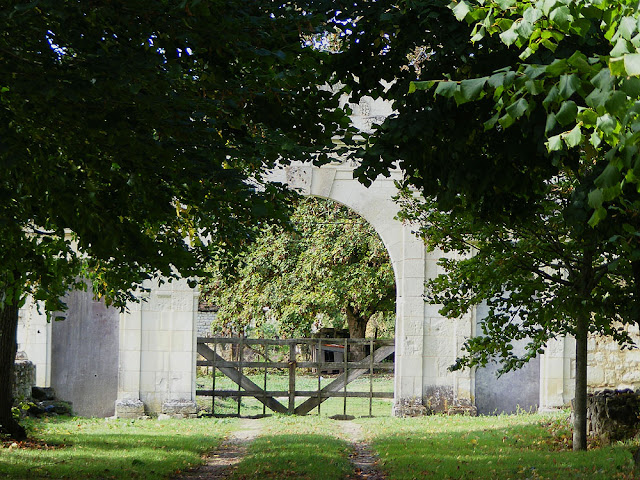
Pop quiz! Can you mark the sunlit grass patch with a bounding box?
[357,412,637,479]
[230,415,352,480]
[0,416,234,479]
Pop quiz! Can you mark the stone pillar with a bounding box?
[540,336,575,409]
[116,297,145,418]
[17,297,51,387]
[116,278,199,418]
[392,224,426,414]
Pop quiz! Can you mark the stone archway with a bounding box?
[266,161,473,414]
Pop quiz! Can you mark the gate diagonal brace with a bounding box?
[197,343,288,414]
[294,344,395,415]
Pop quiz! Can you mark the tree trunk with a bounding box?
[573,311,588,451]
[0,301,27,440]
[345,305,367,361]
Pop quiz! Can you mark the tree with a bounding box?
[202,197,395,341]
[0,0,349,439]
[309,0,640,450]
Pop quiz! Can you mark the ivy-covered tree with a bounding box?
[0,0,348,439]
[202,197,395,341]
[306,0,640,450]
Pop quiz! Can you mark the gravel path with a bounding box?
[339,421,387,480]
[171,419,262,480]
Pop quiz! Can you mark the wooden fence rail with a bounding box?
[196,337,395,417]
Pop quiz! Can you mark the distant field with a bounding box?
[196,372,394,417]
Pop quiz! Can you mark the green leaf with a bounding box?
[622,77,640,97]
[545,58,569,76]
[409,81,434,93]
[499,26,520,46]
[434,81,459,98]
[549,6,572,30]
[567,51,591,73]
[588,188,604,209]
[588,207,608,227]
[498,112,515,128]
[595,163,620,188]
[451,0,472,21]
[619,16,637,41]
[590,68,613,90]
[546,134,563,151]
[609,57,626,77]
[542,85,559,109]
[523,7,543,24]
[488,72,506,88]
[495,0,516,9]
[506,97,529,119]
[577,108,597,126]
[563,124,583,148]
[558,74,580,99]
[604,90,628,117]
[596,114,617,135]
[585,88,608,109]
[624,54,640,76]
[555,100,578,126]
[611,38,632,57]
[541,0,558,16]
[545,113,557,134]
[458,77,487,102]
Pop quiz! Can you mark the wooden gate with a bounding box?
[196,337,395,417]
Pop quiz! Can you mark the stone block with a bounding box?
[162,399,197,418]
[447,405,478,416]
[423,384,454,412]
[393,397,432,417]
[13,360,35,402]
[115,398,145,419]
[588,365,606,385]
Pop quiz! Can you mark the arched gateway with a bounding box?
[18,98,610,419]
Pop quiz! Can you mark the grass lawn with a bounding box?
[230,415,353,480]
[357,412,639,479]
[0,416,235,479]
[2,410,640,479]
[197,371,394,418]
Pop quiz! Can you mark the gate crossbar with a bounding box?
[197,337,394,416]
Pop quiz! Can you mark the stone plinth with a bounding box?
[162,399,197,418]
[115,399,145,419]
[13,359,36,402]
[393,398,432,417]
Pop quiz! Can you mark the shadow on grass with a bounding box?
[230,433,353,480]
[368,417,636,480]
[0,422,225,480]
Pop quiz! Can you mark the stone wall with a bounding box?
[196,310,217,337]
[587,326,640,391]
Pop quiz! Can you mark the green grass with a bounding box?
[230,415,352,480]
[0,416,235,480]
[357,412,638,479]
[197,371,394,417]
[4,410,640,479]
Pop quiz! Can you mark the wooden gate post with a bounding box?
[288,343,296,414]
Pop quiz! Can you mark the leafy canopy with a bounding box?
[0,0,348,310]
[203,197,395,338]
